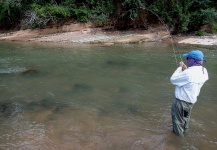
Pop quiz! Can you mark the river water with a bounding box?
[0,41,216,150]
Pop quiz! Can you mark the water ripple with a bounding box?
[0,67,26,74]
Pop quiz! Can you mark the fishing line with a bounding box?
[135,8,183,147]
[141,7,183,66]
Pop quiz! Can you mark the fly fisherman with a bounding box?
[170,50,209,136]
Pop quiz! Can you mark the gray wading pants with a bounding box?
[171,98,193,136]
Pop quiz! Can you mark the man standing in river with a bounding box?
[170,50,209,136]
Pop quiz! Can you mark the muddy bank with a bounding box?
[0,23,217,46]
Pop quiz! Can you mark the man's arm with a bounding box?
[170,62,189,87]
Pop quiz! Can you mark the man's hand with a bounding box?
[179,61,187,71]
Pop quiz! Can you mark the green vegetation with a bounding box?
[0,0,217,34]
[149,0,217,33]
[195,30,205,36]
[23,3,71,28]
[210,22,217,33]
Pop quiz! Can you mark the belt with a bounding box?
[176,98,193,105]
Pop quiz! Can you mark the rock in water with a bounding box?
[22,69,38,75]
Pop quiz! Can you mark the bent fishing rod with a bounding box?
[141,7,183,65]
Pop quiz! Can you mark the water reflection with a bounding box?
[0,41,216,150]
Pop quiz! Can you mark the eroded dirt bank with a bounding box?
[0,23,217,46]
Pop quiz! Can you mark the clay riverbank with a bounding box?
[0,23,217,46]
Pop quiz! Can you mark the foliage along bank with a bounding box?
[0,0,217,34]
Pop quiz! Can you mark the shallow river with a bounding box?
[0,41,216,150]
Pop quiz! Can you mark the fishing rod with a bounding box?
[141,7,183,66]
[151,9,183,65]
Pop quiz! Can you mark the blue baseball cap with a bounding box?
[183,50,206,61]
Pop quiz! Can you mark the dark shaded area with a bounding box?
[39,98,54,108]
[30,98,78,116]
[72,83,93,93]
[127,104,140,115]
[119,85,130,93]
[21,69,38,75]
[98,107,110,116]
[28,98,68,112]
[0,99,73,123]
[0,102,23,118]
[105,60,130,68]
[0,103,11,114]
[21,68,49,78]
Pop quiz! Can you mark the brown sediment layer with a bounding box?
[0,23,217,45]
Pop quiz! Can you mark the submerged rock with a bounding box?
[36,98,69,113]
[39,98,55,108]
[0,102,14,117]
[0,103,10,113]
[21,69,38,75]
[73,83,93,92]
[127,104,140,115]
[0,102,23,117]
[106,60,129,67]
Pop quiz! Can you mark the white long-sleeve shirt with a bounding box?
[170,66,209,104]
